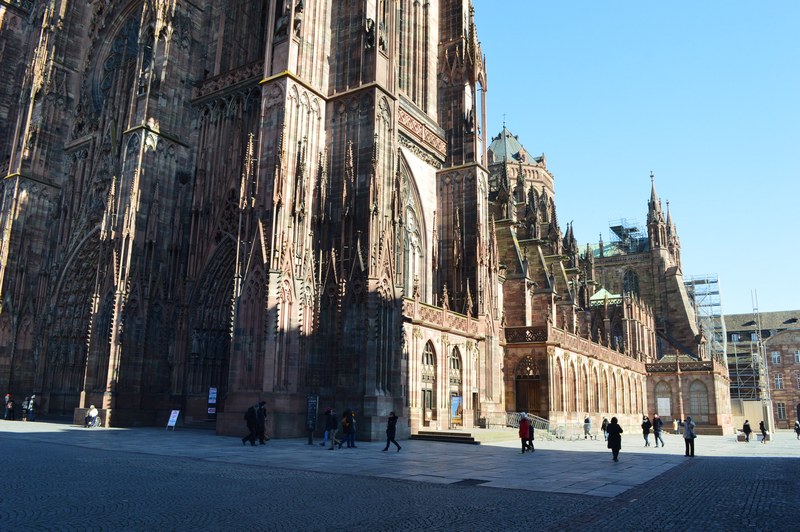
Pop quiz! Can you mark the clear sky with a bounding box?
[471,0,800,316]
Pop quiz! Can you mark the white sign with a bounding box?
[657,398,671,418]
[166,410,180,430]
[208,387,217,404]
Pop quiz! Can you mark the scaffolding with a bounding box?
[608,218,648,254]
[685,274,726,364]
[728,343,760,400]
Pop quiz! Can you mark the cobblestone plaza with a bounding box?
[2,421,798,530]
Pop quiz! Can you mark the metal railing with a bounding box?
[506,412,555,440]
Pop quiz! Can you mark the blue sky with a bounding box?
[472,0,800,315]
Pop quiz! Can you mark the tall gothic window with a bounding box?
[449,348,462,384]
[421,341,436,415]
[623,270,640,297]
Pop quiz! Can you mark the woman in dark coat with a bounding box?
[382,411,401,452]
[606,416,623,462]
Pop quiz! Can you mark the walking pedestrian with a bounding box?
[794,420,800,440]
[519,413,531,453]
[527,417,535,452]
[601,417,609,441]
[256,401,268,445]
[342,410,357,448]
[742,420,752,442]
[673,417,679,435]
[241,403,258,446]
[26,394,36,422]
[652,413,665,447]
[4,394,14,420]
[382,411,402,452]
[583,414,592,440]
[21,397,30,421]
[683,416,696,456]
[641,415,652,447]
[606,416,623,462]
[759,420,767,444]
[326,408,342,450]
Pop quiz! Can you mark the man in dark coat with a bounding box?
[241,403,259,446]
[606,417,623,462]
[652,413,665,447]
[742,420,752,442]
[325,408,341,450]
[256,401,268,445]
[382,411,401,452]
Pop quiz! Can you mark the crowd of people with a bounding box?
[3,393,37,421]
[241,404,402,453]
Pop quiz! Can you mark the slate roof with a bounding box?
[724,310,800,333]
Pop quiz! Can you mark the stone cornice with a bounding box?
[192,60,264,103]
[2,172,60,189]
[261,70,326,101]
[122,124,189,148]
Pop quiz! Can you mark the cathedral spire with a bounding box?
[647,171,664,224]
[647,172,667,248]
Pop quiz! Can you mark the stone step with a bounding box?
[411,430,479,445]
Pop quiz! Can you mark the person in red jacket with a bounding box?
[519,413,531,454]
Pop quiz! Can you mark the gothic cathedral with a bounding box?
[0,0,731,438]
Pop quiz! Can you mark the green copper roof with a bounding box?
[488,126,526,163]
[589,288,622,306]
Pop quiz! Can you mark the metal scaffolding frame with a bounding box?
[685,274,726,364]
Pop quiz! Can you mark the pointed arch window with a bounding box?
[449,347,462,385]
[623,270,640,297]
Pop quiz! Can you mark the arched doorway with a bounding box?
[515,355,541,418]
[421,341,436,427]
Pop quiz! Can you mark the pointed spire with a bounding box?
[647,171,664,224]
[666,200,677,234]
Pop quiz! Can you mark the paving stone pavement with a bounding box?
[1,420,798,531]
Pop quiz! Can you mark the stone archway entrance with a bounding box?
[515,355,543,418]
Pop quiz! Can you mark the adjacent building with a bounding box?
[725,311,800,429]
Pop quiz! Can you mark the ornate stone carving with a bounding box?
[192,61,264,102]
[397,106,446,157]
[398,135,443,169]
